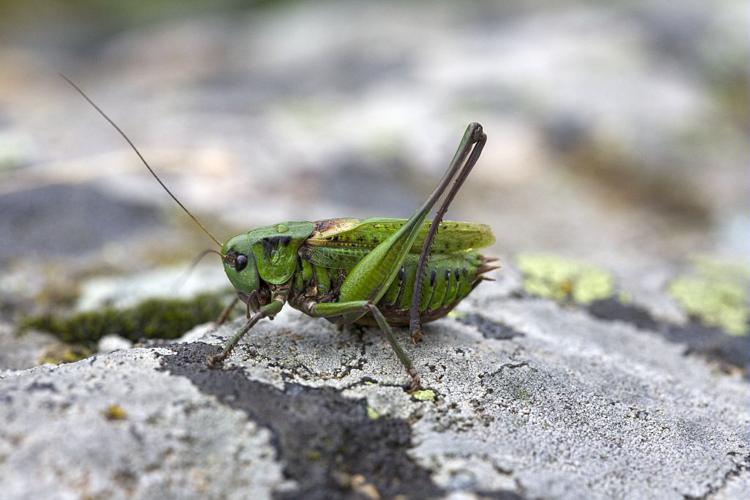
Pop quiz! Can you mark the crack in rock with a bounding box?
[478,361,530,381]
[475,490,527,500]
[684,452,750,500]
[235,332,369,382]
[160,343,447,500]
[457,312,525,340]
[588,298,750,375]
[339,376,411,392]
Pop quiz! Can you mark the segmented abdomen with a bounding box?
[375,251,494,325]
[289,249,496,326]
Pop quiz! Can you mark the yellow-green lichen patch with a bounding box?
[516,254,615,304]
[513,387,532,402]
[411,389,436,401]
[21,292,231,346]
[367,406,380,420]
[38,344,93,365]
[668,257,749,336]
[103,404,128,421]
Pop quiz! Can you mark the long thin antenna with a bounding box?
[60,73,223,248]
[172,248,224,292]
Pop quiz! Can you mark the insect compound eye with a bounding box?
[234,253,249,272]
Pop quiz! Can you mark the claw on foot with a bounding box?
[411,328,424,345]
[207,353,226,369]
[408,369,422,392]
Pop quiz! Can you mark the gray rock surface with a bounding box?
[97,334,133,353]
[1,1,748,499]
[0,322,63,371]
[0,348,289,500]
[1,280,748,499]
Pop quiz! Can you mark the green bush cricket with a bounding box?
[63,76,498,390]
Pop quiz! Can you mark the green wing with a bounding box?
[300,244,480,272]
[307,217,495,254]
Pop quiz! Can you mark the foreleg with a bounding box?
[207,299,284,367]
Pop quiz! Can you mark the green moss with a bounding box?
[516,254,615,304]
[20,292,231,346]
[411,389,436,401]
[668,257,749,336]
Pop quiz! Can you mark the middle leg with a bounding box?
[311,300,420,390]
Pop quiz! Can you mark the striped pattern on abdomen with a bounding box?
[373,251,495,325]
[287,250,497,326]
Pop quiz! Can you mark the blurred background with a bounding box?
[0,0,747,321]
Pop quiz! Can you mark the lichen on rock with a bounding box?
[515,253,615,304]
[1,279,749,499]
[668,257,749,336]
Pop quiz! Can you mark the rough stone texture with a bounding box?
[1,279,748,499]
[1,1,748,498]
[0,322,63,371]
[0,348,288,500]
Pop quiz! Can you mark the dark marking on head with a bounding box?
[261,238,274,258]
[429,269,437,287]
[261,236,293,258]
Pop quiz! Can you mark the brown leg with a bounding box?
[200,296,241,341]
[409,124,487,343]
[217,296,241,326]
[312,300,421,391]
[208,299,284,367]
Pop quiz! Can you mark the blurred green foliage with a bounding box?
[0,0,294,32]
[20,292,231,345]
